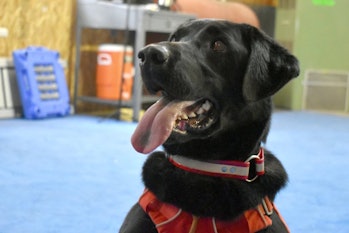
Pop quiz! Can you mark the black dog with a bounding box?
[120,19,299,233]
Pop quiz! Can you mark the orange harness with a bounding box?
[139,189,290,233]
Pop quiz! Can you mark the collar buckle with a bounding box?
[244,148,265,182]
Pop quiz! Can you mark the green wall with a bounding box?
[274,0,349,110]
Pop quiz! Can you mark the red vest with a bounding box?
[139,189,290,233]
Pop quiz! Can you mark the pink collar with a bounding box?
[168,148,264,182]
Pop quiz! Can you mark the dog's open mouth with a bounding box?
[173,99,215,134]
[131,97,216,154]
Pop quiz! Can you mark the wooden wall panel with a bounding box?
[0,0,77,104]
[0,0,75,60]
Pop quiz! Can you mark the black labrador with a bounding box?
[120,19,299,233]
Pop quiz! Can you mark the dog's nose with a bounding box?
[138,45,169,65]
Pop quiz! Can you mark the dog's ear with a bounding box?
[242,25,299,102]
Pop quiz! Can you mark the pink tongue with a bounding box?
[131,98,194,154]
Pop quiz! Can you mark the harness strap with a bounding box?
[139,189,289,233]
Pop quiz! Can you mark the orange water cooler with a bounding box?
[96,44,134,100]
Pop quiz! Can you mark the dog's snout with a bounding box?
[138,45,169,65]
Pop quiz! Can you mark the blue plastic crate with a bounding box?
[12,47,70,119]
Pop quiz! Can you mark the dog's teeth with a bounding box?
[181,114,189,120]
[188,112,196,118]
[202,101,211,111]
[196,107,204,115]
[177,113,189,121]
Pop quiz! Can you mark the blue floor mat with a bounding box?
[0,111,348,233]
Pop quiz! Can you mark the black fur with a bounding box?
[120,19,299,233]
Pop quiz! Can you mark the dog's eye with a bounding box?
[212,41,226,52]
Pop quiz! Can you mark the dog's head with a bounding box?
[132,19,299,156]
